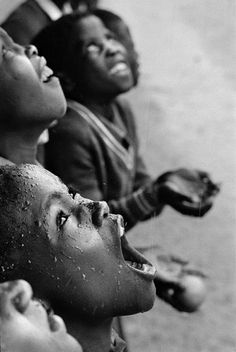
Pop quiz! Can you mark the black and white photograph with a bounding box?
[0,1,235,351]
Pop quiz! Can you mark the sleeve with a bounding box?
[108,181,164,230]
[45,109,104,201]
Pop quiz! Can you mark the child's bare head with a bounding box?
[0,28,66,130]
[34,13,134,103]
[0,164,155,320]
[0,279,82,352]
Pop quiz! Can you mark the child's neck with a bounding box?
[0,130,40,165]
[66,316,113,352]
[85,100,115,121]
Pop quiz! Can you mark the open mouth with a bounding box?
[118,218,156,280]
[39,57,55,83]
[41,66,54,83]
[109,61,130,76]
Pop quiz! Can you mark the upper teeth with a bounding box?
[126,261,144,270]
[120,225,124,237]
[41,66,53,82]
[110,62,128,74]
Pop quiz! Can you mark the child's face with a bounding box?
[0,280,82,352]
[111,20,140,86]
[8,165,156,318]
[72,15,134,100]
[0,28,66,127]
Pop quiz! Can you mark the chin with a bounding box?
[134,281,156,313]
[48,98,67,119]
[118,281,156,317]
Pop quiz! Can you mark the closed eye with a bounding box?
[57,211,69,230]
[86,42,102,55]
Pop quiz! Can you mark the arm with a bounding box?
[45,110,104,201]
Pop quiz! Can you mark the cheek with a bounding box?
[85,58,106,81]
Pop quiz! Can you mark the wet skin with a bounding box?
[0,280,82,352]
[2,165,156,319]
[71,15,134,101]
[0,28,66,128]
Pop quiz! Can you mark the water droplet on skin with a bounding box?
[74,246,84,253]
[54,256,57,262]
[28,260,31,264]
[82,273,86,280]
[77,266,81,271]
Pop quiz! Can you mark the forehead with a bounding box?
[19,167,68,196]
[74,15,108,42]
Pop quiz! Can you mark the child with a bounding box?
[0,279,82,352]
[34,13,219,231]
[0,27,66,166]
[0,164,157,352]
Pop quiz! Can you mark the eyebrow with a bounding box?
[44,192,67,213]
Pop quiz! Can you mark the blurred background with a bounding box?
[101,1,236,351]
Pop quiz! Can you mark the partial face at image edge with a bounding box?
[0,28,66,128]
[0,280,82,352]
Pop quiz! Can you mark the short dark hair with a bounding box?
[0,165,49,282]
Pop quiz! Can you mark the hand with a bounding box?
[155,256,207,312]
[156,168,220,217]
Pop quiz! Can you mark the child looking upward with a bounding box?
[0,164,157,352]
[0,279,82,352]
[0,27,66,166]
[34,13,218,230]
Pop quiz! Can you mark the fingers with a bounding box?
[158,183,195,204]
[170,199,213,217]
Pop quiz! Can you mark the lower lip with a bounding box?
[43,76,60,86]
[125,260,157,281]
[109,66,130,77]
[48,314,65,332]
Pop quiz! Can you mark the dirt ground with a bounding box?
[101,1,236,351]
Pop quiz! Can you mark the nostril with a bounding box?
[92,201,109,227]
[25,44,38,57]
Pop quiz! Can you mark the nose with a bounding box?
[24,45,38,58]
[91,201,109,227]
[104,39,121,56]
[0,280,32,315]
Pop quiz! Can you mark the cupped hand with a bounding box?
[156,168,220,217]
